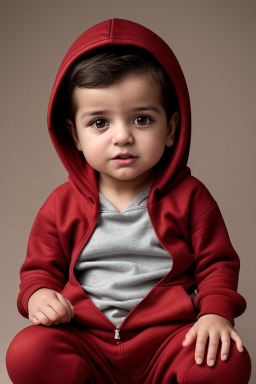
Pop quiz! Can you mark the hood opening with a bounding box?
[47,19,191,201]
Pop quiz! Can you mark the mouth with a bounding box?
[113,153,138,160]
[112,153,138,165]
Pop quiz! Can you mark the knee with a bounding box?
[6,326,45,383]
[219,345,251,384]
[185,343,251,384]
[226,346,251,384]
[6,325,92,384]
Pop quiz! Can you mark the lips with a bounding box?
[112,153,138,165]
[117,155,133,159]
[113,153,137,160]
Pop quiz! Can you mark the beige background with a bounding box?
[1,0,255,382]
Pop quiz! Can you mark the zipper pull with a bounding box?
[114,329,121,340]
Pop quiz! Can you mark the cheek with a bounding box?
[142,134,167,158]
[83,147,102,164]
[79,137,106,167]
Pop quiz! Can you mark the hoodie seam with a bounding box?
[68,179,99,212]
[62,38,170,75]
[39,207,55,225]
[195,290,245,305]
[109,19,113,39]
[190,202,217,227]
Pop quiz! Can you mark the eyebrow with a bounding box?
[134,106,161,114]
[81,111,110,120]
[81,106,161,120]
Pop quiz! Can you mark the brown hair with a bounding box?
[67,45,178,123]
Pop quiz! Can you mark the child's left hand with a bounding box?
[182,314,244,367]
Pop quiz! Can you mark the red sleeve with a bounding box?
[191,201,246,325]
[17,198,69,318]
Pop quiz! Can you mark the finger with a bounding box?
[41,305,63,325]
[34,311,53,327]
[220,335,231,361]
[56,293,74,323]
[55,293,73,323]
[231,330,244,353]
[29,315,41,326]
[182,325,197,346]
[46,292,69,323]
[66,299,75,317]
[195,331,208,365]
[62,297,75,321]
[206,333,220,367]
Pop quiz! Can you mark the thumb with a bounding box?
[182,324,197,347]
[56,292,74,316]
[66,298,75,317]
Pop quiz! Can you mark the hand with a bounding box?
[182,314,244,367]
[28,288,75,326]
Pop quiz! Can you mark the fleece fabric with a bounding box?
[6,323,252,384]
[17,18,246,335]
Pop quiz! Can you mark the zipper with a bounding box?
[114,328,122,344]
[70,199,175,345]
[114,328,120,339]
[111,219,176,343]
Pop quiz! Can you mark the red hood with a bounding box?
[47,18,191,205]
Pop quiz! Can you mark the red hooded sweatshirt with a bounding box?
[17,19,246,333]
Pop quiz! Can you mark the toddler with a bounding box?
[6,18,251,384]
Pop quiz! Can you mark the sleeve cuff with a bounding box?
[194,293,246,325]
[17,283,59,318]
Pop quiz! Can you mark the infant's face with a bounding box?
[67,73,177,190]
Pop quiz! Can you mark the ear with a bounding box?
[66,119,82,151]
[165,111,179,147]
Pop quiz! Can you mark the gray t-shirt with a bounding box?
[74,188,173,327]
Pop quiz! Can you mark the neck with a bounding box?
[98,172,154,212]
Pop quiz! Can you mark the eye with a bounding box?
[134,116,152,126]
[91,119,109,129]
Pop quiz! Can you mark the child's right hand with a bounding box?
[28,288,75,326]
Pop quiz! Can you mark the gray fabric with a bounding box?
[74,188,173,327]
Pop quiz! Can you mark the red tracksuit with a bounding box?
[6,19,251,383]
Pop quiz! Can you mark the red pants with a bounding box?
[6,322,251,384]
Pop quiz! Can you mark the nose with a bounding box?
[112,122,134,146]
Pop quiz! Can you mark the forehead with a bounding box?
[73,74,164,114]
